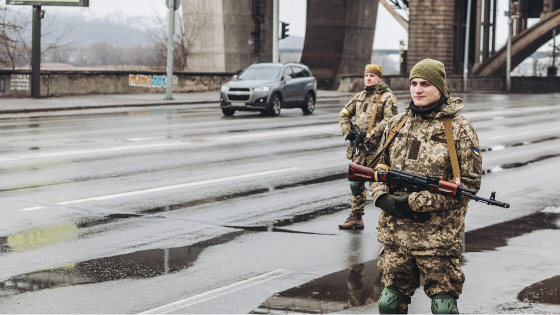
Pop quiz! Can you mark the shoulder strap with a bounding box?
[366,93,384,135]
[367,113,410,168]
[443,117,461,185]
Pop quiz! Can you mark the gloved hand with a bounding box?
[345,131,357,141]
[356,132,367,142]
[376,192,430,223]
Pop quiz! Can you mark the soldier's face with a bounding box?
[364,73,382,87]
[410,78,441,108]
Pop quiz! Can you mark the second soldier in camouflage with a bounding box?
[339,64,398,229]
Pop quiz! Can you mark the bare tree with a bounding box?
[0,3,74,69]
[0,4,31,69]
[146,6,210,71]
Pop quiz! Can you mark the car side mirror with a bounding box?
[283,75,292,82]
[232,74,238,80]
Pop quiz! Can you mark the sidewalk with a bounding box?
[0,90,358,114]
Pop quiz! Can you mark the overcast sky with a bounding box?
[2,0,545,51]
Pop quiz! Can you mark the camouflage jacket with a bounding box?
[339,83,398,157]
[370,93,482,256]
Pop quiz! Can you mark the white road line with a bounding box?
[139,269,292,314]
[486,126,560,140]
[0,142,185,161]
[0,126,338,162]
[20,167,301,211]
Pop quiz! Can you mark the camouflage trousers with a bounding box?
[349,146,377,215]
[377,246,465,298]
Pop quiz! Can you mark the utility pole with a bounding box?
[506,0,513,92]
[272,0,279,63]
[31,6,42,99]
[463,0,472,92]
[165,0,178,100]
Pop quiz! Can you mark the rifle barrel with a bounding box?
[459,191,510,208]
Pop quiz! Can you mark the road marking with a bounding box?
[0,142,184,161]
[139,269,292,314]
[486,126,560,140]
[0,126,337,161]
[20,167,301,211]
[463,104,560,119]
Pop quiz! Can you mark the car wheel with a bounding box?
[302,92,315,115]
[222,108,236,116]
[269,94,282,116]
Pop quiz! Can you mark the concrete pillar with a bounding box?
[407,0,456,73]
[300,0,378,89]
[182,0,272,72]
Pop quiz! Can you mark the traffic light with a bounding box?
[168,0,180,10]
[281,22,289,39]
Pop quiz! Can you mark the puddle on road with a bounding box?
[138,188,270,214]
[482,153,560,175]
[252,260,382,314]
[465,208,560,252]
[0,231,245,298]
[518,275,560,305]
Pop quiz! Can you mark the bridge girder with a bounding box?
[474,8,560,76]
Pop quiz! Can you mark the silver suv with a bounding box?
[220,62,317,116]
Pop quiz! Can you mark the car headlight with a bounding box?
[253,86,270,92]
[221,86,229,92]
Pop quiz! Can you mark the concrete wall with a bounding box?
[301,0,378,89]
[0,70,234,98]
[407,0,456,73]
[338,74,560,93]
[183,0,272,73]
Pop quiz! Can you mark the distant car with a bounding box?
[220,62,317,116]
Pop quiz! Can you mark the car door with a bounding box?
[290,66,309,103]
[280,66,296,105]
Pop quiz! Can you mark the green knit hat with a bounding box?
[409,59,446,94]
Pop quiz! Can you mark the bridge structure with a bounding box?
[181,0,560,88]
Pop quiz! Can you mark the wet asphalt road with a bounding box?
[1,93,560,314]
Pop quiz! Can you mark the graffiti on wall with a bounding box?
[129,74,178,88]
[10,74,29,91]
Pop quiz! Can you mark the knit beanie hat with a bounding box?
[364,64,383,79]
[409,59,446,94]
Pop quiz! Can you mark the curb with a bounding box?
[0,95,355,114]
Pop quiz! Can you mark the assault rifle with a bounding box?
[348,163,510,208]
[347,122,369,156]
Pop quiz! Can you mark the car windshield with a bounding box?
[238,67,280,80]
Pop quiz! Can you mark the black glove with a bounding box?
[376,192,430,223]
[356,132,367,143]
[345,132,357,141]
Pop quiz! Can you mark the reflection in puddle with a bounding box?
[0,231,244,298]
[252,260,381,314]
[518,275,560,305]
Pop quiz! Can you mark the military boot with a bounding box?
[339,212,364,229]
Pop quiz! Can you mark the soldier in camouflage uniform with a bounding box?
[339,64,398,229]
[370,59,482,314]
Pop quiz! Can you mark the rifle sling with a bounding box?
[367,113,411,168]
[443,117,461,185]
[366,93,384,135]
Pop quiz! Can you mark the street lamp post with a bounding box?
[463,0,472,92]
[506,0,513,92]
[165,0,176,100]
[272,0,279,63]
